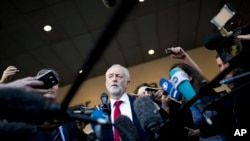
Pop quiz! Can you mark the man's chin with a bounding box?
[109,88,120,95]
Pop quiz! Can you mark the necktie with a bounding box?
[114,100,122,141]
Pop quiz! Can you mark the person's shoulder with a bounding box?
[127,93,138,99]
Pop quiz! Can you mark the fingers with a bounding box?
[237,34,250,40]
[168,46,186,59]
[5,66,19,73]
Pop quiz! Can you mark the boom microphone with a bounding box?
[0,122,36,137]
[133,96,163,140]
[114,115,140,141]
[0,88,64,124]
[219,71,250,84]
[0,88,109,126]
[159,77,182,100]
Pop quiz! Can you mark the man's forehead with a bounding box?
[107,67,123,74]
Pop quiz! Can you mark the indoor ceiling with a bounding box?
[0,0,250,87]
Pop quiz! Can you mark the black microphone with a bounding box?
[100,92,110,115]
[114,115,140,141]
[133,96,163,140]
[219,71,250,84]
[0,88,110,125]
[204,32,226,50]
[0,88,64,124]
[102,0,118,8]
[0,122,37,138]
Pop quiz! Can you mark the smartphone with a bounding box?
[165,48,173,54]
[36,70,58,89]
[145,87,160,92]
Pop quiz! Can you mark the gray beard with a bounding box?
[109,87,123,96]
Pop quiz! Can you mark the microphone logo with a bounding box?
[171,76,178,84]
[162,81,169,91]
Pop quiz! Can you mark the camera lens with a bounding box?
[223,38,242,59]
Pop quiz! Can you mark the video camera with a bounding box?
[209,4,250,70]
[216,23,250,66]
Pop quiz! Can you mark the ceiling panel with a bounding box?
[0,0,250,88]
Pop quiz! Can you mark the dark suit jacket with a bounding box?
[100,94,151,141]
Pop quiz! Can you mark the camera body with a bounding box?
[216,23,250,70]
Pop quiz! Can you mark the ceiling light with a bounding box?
[79,69,83,74]
[139,0,144,2]
[43,25,52,32]
[148,49,155,55]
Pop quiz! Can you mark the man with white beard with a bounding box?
[100,64,151,141]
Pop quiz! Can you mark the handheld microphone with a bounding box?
[169,67,199,104]
[159,77,182,100]
[100,93,110,115]
[114,115,140,141]
[169,67,213,125]
[90,109,109,140]
[219,71,250,84]
[134,96,163,140]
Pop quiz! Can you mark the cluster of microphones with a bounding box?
[0,63,247,140]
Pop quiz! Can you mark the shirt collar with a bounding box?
[110,93,129,108]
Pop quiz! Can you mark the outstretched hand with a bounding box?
[0,66,19,83]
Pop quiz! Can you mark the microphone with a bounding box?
[99,92,110,115]
[69,106,95,116]
[114,115,140,141]
[204,32,226,50]
[0,88,110,126]
[159,77,182,100]
[219,71,250,84]
[169,67,199,104]
[133,96,163,140]
[90,109,109,140]
[0,122,36,135]
[102,0,118,8]
[0,88,64,124]
[169,67,213,125]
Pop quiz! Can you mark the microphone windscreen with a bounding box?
[133,96,162,133]
[114,115,140,141]
[0,122,37,140]
[204,32,226,50]
[159,77,182,100]
[0,88,62,124]
[90,109,108,129]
